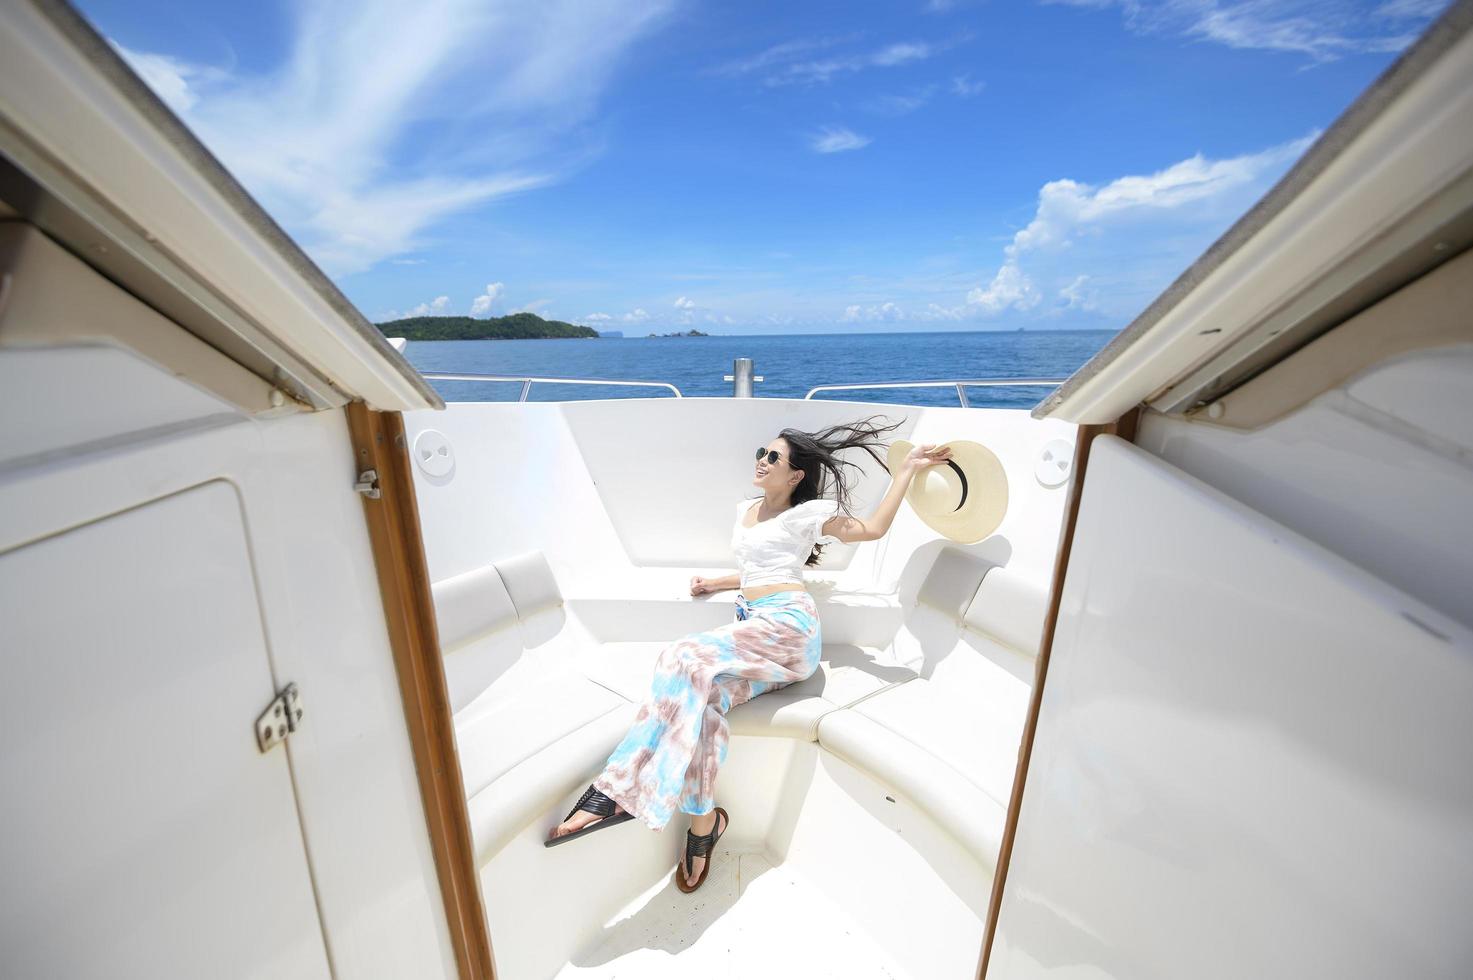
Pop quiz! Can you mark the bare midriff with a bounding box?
[740,582,806,600]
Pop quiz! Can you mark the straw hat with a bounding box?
[886,439,1008,544]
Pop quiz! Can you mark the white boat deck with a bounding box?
[417,399,1060,978]
[555,846,910,980]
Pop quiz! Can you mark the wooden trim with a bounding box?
[975,405,1141,979]
[345,402,496,979]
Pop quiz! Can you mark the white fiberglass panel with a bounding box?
[404,402,631,588]
[1137,345,1473,630]
[0,346,236,468]
[559,398,892,568]
[406,398,1076,603]
[0,482,330,977]
[0,404,457,978]
[990,436,1473,978]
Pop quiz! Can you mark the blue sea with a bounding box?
[400,329,1115,410]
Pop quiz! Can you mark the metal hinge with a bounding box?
[256,683,304,753]
[354,468,381,499]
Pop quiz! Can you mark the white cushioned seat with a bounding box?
[433,564,518,650]
[437,551,635,859]
[434,550,584,715]
[455,659,626,800]
[493,550,563,620]
[816,711,1007,869]
[575,641,666,702]
[466,704,639,864]
[437,545,1047,869]
[816,560,1045,868]
[961,564,1049,666]
[495,551,567,647]
[847,638,1031,807]
[432,564,521,714]
[728,644,916,738]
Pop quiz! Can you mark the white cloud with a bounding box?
[582,312,612,322]
[308,176,548,276]
[811,126,872,153]
[1059,274,1096,311]
[841,301,906,322]
[922,302,966,321]
[1047,0,1445,62]
[866,85,938,115]
[711,35,856,76]
[111,0,675,276]
[966,133,1317,319]
[836,299,968,324]
[951,72,985,97]
[622,308,650,323]
[967,261,1041,314]
[1012,135,1316,251]
[672,295,705,323]
[397,295,451,318]
[1374,0,1447,17]
[514,298,552,315]
[871,42,932,67]
[720,35,958,86]
[111,44,212,113]
[776,42,934,84]
[470,282,505,316]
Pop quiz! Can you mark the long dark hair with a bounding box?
[777,414,904,567]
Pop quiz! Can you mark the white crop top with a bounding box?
[731,497,843,589]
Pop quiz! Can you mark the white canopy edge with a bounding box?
[0,0,443,413]
[1033,1,1473,425]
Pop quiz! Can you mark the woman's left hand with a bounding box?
[904,443,954,470]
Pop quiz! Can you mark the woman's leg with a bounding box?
[592,602,819,834]
[673,595,822,883]
[673,684,730,885]
[675,594,823,818]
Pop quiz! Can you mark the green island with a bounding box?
[376,312,598,341]
[649,329,708,337]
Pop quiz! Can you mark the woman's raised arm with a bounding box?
[821,443,954,544]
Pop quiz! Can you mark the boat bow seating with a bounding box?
[434,547,1047,870]
[818,548,1047,869]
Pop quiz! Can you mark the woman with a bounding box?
[544,416,954,892]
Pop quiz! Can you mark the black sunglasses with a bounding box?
[755,447,786,465]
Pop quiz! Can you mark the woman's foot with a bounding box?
[547,801,628,842]
[680,809,728,886]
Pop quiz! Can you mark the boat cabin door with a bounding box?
[985,435,1473,977]
[1,479,332,977]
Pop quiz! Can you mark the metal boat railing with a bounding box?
[420,372,682,401]
[419,366,1068,406]
[804,378,1068,408]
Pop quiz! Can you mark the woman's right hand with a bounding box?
[690,575,713,596]
[903,442,954,472]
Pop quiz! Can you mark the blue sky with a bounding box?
[80,0,1450,333]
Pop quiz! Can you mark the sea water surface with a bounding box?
[400,329,1115,409]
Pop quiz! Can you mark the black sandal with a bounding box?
[674,806,728,893]
[544,784,635,848]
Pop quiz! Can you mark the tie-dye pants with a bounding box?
[591,589,822,831]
